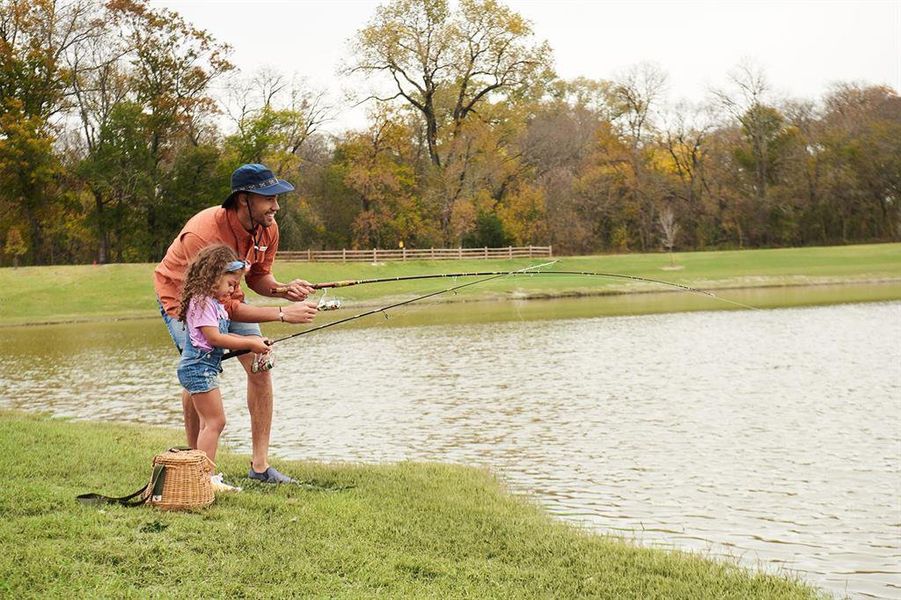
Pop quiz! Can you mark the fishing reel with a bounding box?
[251,349,275,373]
[317,298,341,311]
[316,290,342,311]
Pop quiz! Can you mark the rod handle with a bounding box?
[270,281,352,294]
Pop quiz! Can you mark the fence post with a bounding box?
[458,247,462,259]
[373,248,377,262]
[549,245,553,257]
[508,245,512,258]
[342,248,346,263]
[430,247,434,259]
[528,245,533,257]
[484,246,488,259]
[307,249,312,261]
[402,247,406,261]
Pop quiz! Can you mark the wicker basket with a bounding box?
[149,448,215,511]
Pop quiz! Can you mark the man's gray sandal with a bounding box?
[247,465,296,484]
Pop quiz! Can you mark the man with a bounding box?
[154,163,317,484]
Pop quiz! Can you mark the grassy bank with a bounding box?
[0,412,823,599]
[1,243,899,326]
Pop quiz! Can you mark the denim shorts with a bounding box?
[177,352,223,395]
[157,298,262,353]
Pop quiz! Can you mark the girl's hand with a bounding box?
[248,337,271,354]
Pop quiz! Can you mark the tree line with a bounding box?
[1,0,898,266]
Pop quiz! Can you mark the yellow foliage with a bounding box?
[450,197,478,242]
[498,185,548,244]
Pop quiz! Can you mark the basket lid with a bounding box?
[153,447,210,465]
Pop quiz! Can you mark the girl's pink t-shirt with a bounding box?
[185,296,227,352]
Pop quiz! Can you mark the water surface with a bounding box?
[1,294,899,599]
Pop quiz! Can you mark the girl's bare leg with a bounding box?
[191,388,226,462]
[181,388,200,448]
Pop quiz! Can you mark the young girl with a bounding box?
[177,244,272,493]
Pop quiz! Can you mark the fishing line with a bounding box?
[276,269,760,312]
[223,260,557,361]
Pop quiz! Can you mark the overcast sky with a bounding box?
[150,0,901,133]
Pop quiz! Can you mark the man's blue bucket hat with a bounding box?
[223,163,295,207]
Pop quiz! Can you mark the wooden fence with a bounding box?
[278,245,553,263]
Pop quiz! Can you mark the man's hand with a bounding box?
[280,300,318,324]
[276,279,314,301]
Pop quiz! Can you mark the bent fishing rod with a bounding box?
[223,260,558,361]
[273,267,759,312]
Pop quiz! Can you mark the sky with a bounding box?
[150,0,901,134]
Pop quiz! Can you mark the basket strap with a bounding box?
[76,464,166,507]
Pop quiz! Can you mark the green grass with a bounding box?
[0,411,824,599]
[1,243,899,326]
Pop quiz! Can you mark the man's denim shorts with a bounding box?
[157,298,262,353]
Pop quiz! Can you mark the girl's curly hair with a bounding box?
[178,244,240,322]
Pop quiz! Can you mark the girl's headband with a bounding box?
[224,260,248,273]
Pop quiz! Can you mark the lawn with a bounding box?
[0,412,824,599]
[0,243,899,326]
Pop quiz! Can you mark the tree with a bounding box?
[660,103,716,246]
[658,205,679,265]
[609,63,669,251]
[3,226,27,267]
[713,63,789,202]
[497,183,547,245]
[573,121,635,252]
[711,63,795,246]
[334,111,432,248]
[65,4,132,262]
[820,83,901,241]
[222,70,330,172]
[103,0,233,259]
[349,0,553,243]
[0,104,61,265]
[75,101,154,262]
[0,0,104,263]
[520,79,609,253]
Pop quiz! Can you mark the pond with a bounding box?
[1,290,899,599]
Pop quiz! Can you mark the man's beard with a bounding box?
[255,212,275,227]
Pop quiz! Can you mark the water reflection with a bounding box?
[1,298,899,599]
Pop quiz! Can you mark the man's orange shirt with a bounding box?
[154,206,279,319]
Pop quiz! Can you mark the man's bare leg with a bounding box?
[181,388,200,448]
[237,352,273,473]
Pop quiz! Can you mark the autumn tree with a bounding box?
[0,0,104,264]
[2,226,27,266]
[660,102,716,246]
[349,0,553,243]
[819,83,900,241]
[711,63,796,246]
[336,111,429,248]
[609,63,670,251]
[520,78,610,253]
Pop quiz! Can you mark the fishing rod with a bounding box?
[223,260,558,361]
[273,268,759,312]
